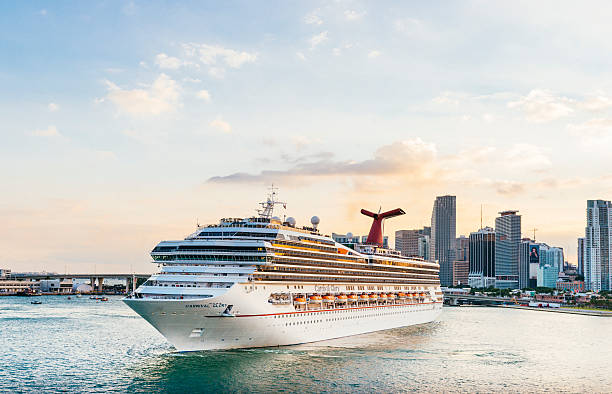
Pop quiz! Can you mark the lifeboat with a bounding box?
[387,293,396,301]
[348,294,358,302]
[337,295,348,302]
[309,295,323,303]
[294,297,306,305]
[369,294,378,301]
[420,293,427,297]
[398,292,407,299]
[359,294,369,300]
[323,295,335,302]
[379,294,388,301]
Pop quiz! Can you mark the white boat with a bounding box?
[124,190,442,351]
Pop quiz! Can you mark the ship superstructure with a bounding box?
[124,191,442,351]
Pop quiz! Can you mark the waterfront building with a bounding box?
[585,199,612,291]
[418,235,430,261]
[519,239,535,289]
[468,227,496,288]
[547,247,565,274]
[0,268,10,279]
[430,195,456,287]
[537,264,558,288]
[556,280,585,292]
[0,279,39,294]
[453,236,469,286]
[395,230,423,257]
[495,210,521,289]
[577,237,585,275]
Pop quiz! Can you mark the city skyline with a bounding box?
[4,2,612,272]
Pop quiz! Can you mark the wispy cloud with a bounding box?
[28,125,61,137]
[210,117,232,133]
[508,89,574,123]
[47,102,59,112]
[155,53,185,69]
[196,89,211,101]
[304,9,323,25]
[104,74,180,116]
[309,31,328,50]
[344,10,366,21]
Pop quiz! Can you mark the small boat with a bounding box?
[398,292,407,300]
[348,294,358,302]
[76,294,82,298]
[322,295,335,302]
[336,295,348,302]
[309,295,322,303]
[67,296,72,300]
[369,294,378,300]
[359,294,369,300]
[293,297,306,305]
[31,300,42,305]
[100,297,109,302]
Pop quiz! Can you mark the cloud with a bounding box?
[48,102,59,112]
[296,52,306,61]
[155,53,184,69]
[344,10,366,20]
[209,138,438,183]
[28,125,61,137]
[210,117,232,133]
[309,31,328,50]
[368,50,381,58]
[304,9,323,25]
[493,180,525,195]
[508,89,574,122]
[578,94,612,112]
[104,74,180,116]
[567,118,612,137]
[504,143,552,170]
[183,43,257,69]
[196,89,211,101]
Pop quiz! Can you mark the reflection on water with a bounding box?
[1,297,611,393]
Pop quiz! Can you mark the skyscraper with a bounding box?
[430,195,456,287]
[577,237,585,276]
[585,200,612,292]
[495,210,521,289]
[453,236,469,286]
[395,229,424,257]
[468,227,496,288]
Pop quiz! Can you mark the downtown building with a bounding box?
[453,236,469,286]
[495,210,521,289]
[395,227,430,259]
[577,237,585,276]
[468,227,496,288]
[430,196,456,287]
[585,200,612,292]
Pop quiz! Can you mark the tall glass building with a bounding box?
[577,237,585,276]
[495,210,521,289]
[585,200,612,292]
[468,227,496,288]
[430,195,456,287]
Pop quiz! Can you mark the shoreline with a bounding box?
[488,304,612,317]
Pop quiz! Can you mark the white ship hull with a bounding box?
[124,283,443,351]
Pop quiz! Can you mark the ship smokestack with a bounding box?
[360,208,405,247]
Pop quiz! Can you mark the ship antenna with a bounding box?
[257,184,287,219]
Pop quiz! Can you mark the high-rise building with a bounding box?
[468,227,496,288]
[418,235,430,261]
[577,237,585,275]
[430,195,456,287]
[547,247,564,274]
[585,200,612,292]
[452,236,469,286]
[395,230,422,257]
[519,239,535,289]
[537,264,558,288]
[495,210,521,289]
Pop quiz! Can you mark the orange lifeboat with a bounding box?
[359,294,369,300]
[348,294,358,302]
[420,292,427,297]
[337,295,348,302]
[379,294,388,301]
[294,297,306,305]
[398,292,407,299]
[323,295,335,303]
[309,295,322,303]
[369,294,378,301]
[387,293,396,300]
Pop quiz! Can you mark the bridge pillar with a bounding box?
[97,277,104,293]
[90,277,96,292]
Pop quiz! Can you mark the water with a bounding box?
[1,296,611,393]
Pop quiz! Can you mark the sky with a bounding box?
[2,1,612,273]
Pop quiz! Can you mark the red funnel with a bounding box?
[361,208,405,247]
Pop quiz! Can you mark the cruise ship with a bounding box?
[124,191,442,351]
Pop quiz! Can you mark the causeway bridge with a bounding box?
[443,290,520,306]
[10,273,152,293]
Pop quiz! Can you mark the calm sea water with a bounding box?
[1,296,610,393]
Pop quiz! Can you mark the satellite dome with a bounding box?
[346,232,353,238]
[271,216,281,222]
[286,217,296,227]
[311,216,320,226]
